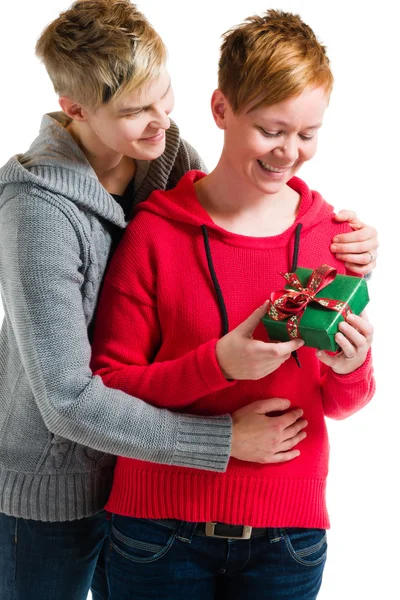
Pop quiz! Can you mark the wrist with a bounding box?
[216,338,232,380]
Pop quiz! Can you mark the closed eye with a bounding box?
[124,109,144,118]
[258,127,315,141]
[259,128,282,137]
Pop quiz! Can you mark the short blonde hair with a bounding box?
[35,0,167,110]
[218,10,334,113]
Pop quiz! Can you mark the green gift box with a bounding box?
[262,266,369,351]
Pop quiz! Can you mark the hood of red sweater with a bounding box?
[134,170,335,249]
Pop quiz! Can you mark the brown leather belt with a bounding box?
[153,518,269,540]
[200,522,268,539]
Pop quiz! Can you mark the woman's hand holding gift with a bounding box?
[316,311,373,374]
[216,302,304,380]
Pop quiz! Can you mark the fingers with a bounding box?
[317,313,374,374]
[335,332,358,359]
[217,331,305,381]
[279,428,307,453]
[282,416,308,438]
[331,229,379,252]
[317,314,373,363]
[315,349,334,367]
[333,256,377,276]
[264,411,308,460]
[338,313,374,348]
[330,224,378,274]
[331,216,379,276]
[253,338,304,358]
[334,249,375,262]
[271,449,301,463]
[333,209,362,227]
[231,398,309,464]
[274,407,304,426]
[253,397,291,414]
[277,338,305,354]
[247,339,304,379]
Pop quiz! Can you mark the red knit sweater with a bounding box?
[91,171,375,529]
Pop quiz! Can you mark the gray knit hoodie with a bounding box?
[0,112,232,522]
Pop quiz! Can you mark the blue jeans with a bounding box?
[0,510,110,600]
[106,516,327,599]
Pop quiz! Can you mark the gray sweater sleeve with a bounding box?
[0,193,232,471]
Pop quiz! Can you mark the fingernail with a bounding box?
[331,244,337,251]
[347,313,355,320]
[333,236,339,242]
[316,350,322,357]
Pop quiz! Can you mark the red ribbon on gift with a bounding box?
[266,264,352,340]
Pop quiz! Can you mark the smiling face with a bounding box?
[213,86,329,197]
[80,68,174,161]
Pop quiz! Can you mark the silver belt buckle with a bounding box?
[205,522,252,539]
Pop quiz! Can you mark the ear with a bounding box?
[210,89,229,130]
[58,96,89,122]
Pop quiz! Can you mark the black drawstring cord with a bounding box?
[201,222,303,367]
[201,225,229,337]
[290,223,303,368]
[291,223,303,272]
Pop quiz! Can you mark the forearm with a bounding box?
[0,196,232,471]
[46,374,232,471]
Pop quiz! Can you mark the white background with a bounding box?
[0,2,398,599]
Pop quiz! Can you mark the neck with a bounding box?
[194,158,300,236]
[66,120,125,177]
[66,120,136,194]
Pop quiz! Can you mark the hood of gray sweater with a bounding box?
[0,110,189,228]
[0,112,127,228]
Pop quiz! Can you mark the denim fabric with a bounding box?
[106,516,327,599]
[0,511,110,600]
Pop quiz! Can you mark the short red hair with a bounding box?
[218,10,334,113]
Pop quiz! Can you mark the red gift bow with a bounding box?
[266,264,352,340]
